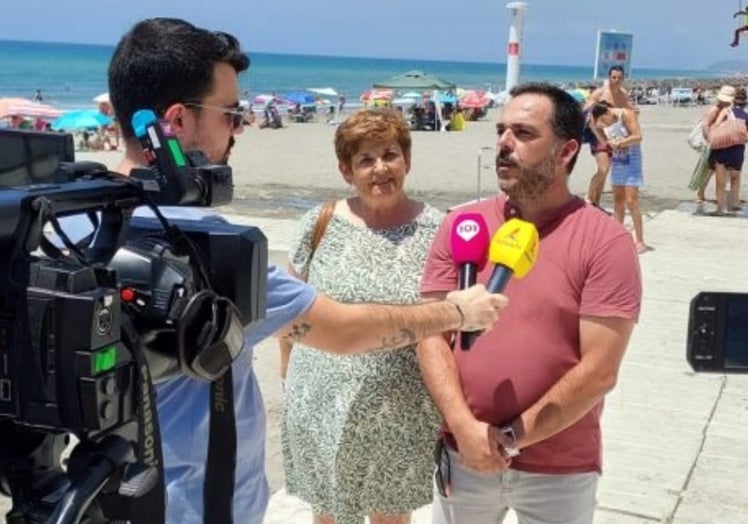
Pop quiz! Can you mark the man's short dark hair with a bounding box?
[608,65,625,77]
[509,82,584,173]
[108,18,250,139]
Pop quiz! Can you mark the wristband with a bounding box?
[499,424,521,458]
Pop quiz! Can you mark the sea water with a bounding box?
[0,39,714,111]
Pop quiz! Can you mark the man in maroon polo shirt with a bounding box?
[418,82,642,524]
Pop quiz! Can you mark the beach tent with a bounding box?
[373,70,457,132]
[372,70,456,91]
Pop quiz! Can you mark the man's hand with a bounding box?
[452,418,512,473]
[446,284,507,331]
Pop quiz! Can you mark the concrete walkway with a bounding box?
[259,208,748,524]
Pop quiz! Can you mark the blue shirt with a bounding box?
[55,207,317,523]
[158,264,315,523]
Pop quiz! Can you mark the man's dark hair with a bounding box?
[509,82,584,173]
[108,18,250,139]
[608,65,625,77]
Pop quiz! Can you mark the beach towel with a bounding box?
[688,146,713,191]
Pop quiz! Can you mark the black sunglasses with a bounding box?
[433,438,451,498]
[183,102,248,130]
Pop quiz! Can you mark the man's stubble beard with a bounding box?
[496,147,557,202]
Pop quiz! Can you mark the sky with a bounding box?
[1,0,745,71]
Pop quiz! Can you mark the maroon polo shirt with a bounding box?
[420,194,642,474]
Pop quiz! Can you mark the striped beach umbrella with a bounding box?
[0,97,34,118]
[5,101,61,119]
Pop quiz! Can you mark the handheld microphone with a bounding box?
[462,218,539,350]
[449,213,489,349]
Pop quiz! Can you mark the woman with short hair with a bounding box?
[281,108,444,524]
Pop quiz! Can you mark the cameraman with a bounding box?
[105,18,505,524]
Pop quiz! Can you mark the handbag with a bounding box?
[708,110,748,150]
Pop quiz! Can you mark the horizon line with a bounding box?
[0,38,711,74]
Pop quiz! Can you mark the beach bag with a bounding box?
[687,120,707,151]
[708,110,748,150]
[688,145,713,191]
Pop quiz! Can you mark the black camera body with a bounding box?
[686,292,748,373]
[0,119,267,522]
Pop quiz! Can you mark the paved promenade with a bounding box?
[248,208,748,524]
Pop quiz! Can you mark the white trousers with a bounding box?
[432,448,599,524]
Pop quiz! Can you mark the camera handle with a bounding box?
[45,435,152,524]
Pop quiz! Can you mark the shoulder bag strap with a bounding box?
[309,199,337,258]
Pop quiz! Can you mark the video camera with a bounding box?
[686,292,748,373]
[0,110,267,523]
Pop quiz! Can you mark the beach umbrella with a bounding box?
[51,109,112,131]
[253,94,276,105]
[391,97,418,107]
[360,89,394,102]
[5,101,61,119]
[460,93,490,109]
[92,92,110,104]
[0,97,35,118]
[285,92,315,105]
[565,90,587,103]
[439,92,457,104]
[308,87,338,97]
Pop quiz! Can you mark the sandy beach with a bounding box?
[2,101,745,520]
[78,103,709,221]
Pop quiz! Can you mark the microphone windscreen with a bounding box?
[132,109,158,139]
[450,213,490,268]
[488,218,540,278]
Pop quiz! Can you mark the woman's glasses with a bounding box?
[184,102,248,130]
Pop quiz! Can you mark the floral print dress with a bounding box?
[281,202,444,523]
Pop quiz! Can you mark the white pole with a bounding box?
[505,2,528,93]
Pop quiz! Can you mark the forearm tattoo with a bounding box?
[280,322,311,343]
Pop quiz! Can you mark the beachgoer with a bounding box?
[281,108,443,524]
[731,8,748,47]
[107,17,506,524]
[592,101,649,253]
[582,65,636,208]
[418,82,642,524]
[33,89,43,102]
[707,86,747,214]
[338,92,346,113]
[695,85,735,203]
